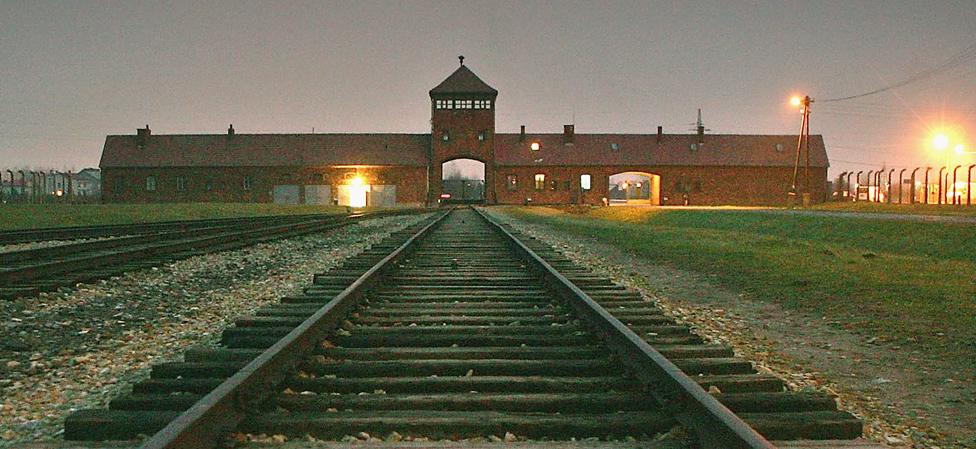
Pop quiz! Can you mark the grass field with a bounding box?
[499,206,976,360]
[811,201,976,216]
[0,203,362,231]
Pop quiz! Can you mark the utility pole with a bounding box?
[790,95,813,206]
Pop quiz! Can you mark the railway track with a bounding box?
[0,209,421,300]
[62,208,879,449]
[0,213,354,246]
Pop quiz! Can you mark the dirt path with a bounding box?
[493,210,976,449]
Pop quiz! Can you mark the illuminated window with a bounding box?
[473,99,492,109]
[580,174,592,191]
[530,142,540,151]
[243,175,253,191]
[507,174,518,191]
[610,143,619,150]
[534,174,545,190]
[176,176,186,192]
[145,176,156,192]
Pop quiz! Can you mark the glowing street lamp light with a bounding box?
[933,133,950,151]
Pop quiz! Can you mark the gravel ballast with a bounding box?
[486,208,958,449]
[0,213,431,446]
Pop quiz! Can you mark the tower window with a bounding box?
[534,174,545,190]
[474,99,491,109]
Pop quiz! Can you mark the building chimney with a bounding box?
[227,124,235,138]
[136,125,151,147]
[656,126,663,144]
[563,125,574,144]
[519,125,526,142]
[697,125,705,144]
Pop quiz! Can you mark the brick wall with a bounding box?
[493,165,828,206]
[101,166,428,205]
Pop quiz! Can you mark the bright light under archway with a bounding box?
[345,175,368,208]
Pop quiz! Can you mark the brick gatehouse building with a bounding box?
[100,59,828,206]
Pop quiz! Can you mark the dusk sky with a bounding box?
[1,1,974,180]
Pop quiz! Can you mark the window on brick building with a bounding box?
[243,175,253,191]
[534,174,545,190]
[580,174,592,191]
[441,132,450,142]
[145,176,156,192]
[506,174,518,191]
[478,131,486,141]
[205,178,214,191]
[176,176,186,192]
[549,179,558,191]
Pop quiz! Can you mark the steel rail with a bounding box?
[475,208,776,449]
[137,209,449,449]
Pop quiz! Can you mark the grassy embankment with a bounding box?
[500,206,976,360]
[811,201,976,217]
[0,203,359,231]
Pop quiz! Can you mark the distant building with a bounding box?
[99,58,829,206]
[72,168,101,197]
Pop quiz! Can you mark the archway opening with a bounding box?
[608,172,661,205]
[441,159,485,204]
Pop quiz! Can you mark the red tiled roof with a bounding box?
[494,133,828,167]
[429,66,498,96]
[99,134,430,168]
[99,132,828,169]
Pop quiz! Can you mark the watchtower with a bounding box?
[429,56,498,204]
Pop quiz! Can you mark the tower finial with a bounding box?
[459,55,465,66]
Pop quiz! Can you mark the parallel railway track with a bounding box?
[0,209,421,300]
[62,208,879,449]
[0,213,356,246]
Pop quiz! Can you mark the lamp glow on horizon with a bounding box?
[955,143,966,154]
[933,133,950,150]
[790,96,803,107]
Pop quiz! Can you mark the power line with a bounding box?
[819,42,976,103]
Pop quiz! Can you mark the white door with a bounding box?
[304,185,331,205]
[273,185,300,205]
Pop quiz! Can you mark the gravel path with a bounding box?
[488,208,974,449]
[0,213,431,446]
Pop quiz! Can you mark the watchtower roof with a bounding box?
[430,64,497,97]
